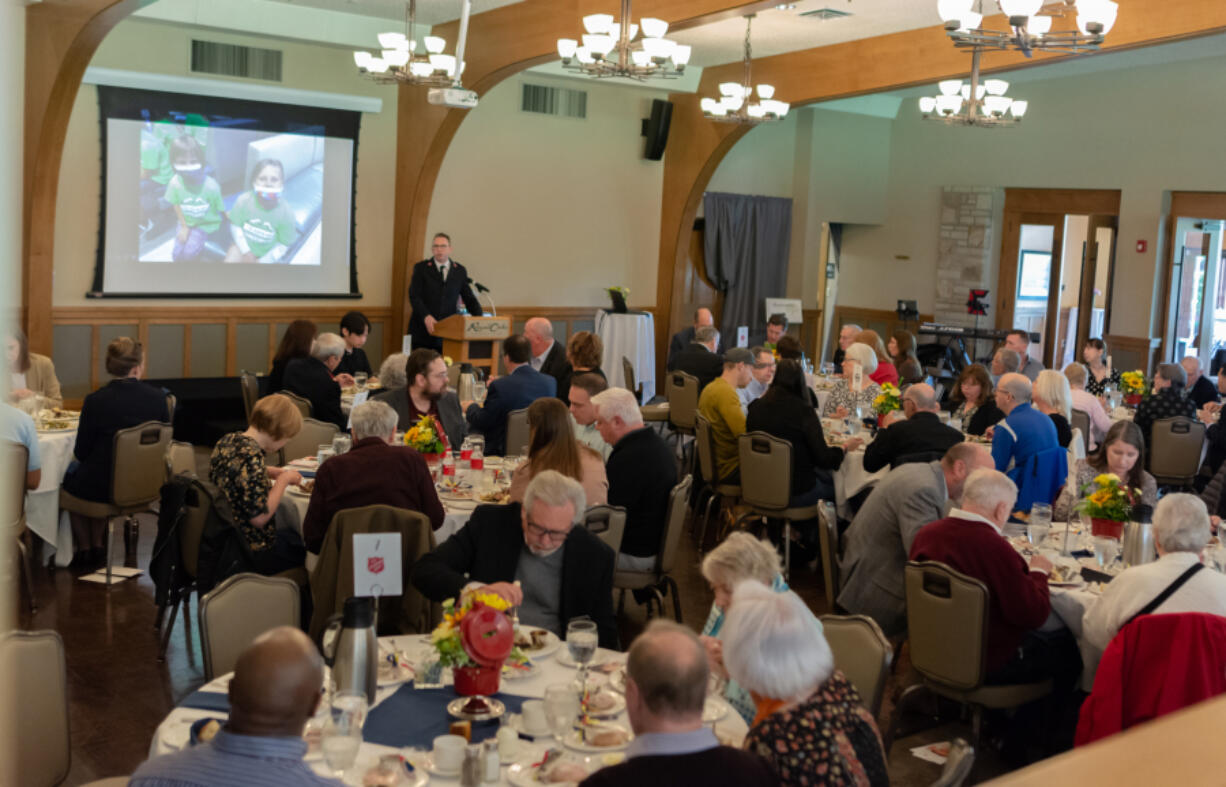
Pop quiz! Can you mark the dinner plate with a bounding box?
[582,690,626,717]
[505,713,553,739]
[514,626,561,659]
[562,724,633,752]
[508,753,606,787]
[606,666,627,694]
[349,752,428,787]
[555,648,611,669]
[287,486,312,498]
[437,489,475,502]
[502,658,539,681]
[36,426,76,434]
[376,659,414,687]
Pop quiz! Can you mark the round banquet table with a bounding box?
[149,636,749,785]
[25,427,79,567]
[596,309,656,402]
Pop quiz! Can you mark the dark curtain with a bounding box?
[703,192,792,347]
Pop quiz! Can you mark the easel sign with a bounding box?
[764,298,803,326]
[352,533,403,598]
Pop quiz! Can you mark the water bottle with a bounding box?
[442,452,456,482]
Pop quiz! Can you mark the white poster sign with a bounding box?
[402,335,413,354]
[352,533,403,597]
[736,326,749,348]
[764,298,804,325]
[345,390,369,430]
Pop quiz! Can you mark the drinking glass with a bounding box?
[332,434,352,455]
[820,362,834,377]
[566,619,599,687]
[354,372,369,390]
[316,445,336,465]
[1027,522,1052,548]
[1030,503,1052,529]
[1094,536,1120,570]
[321,691,365,776]
[543,684,580,740]
[473,380,488,405]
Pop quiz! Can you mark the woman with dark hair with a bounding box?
[6,329,62,408]
[944,363,1003,435]
[1054,420,1157,522]
[855,329,898,386]
[268,319,316,392]
[557,331,606,405]
[1083,338,1122,396]
[1133,363,1197,450]
[335,310,373,378]
[888,330,918,368]
[508,397,607,506]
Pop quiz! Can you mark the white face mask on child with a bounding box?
[173,163,203,172]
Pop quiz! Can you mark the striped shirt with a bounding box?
[129,729,342,787]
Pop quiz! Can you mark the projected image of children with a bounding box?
[137,125,324,266]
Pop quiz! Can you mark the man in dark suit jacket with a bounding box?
[666,307,721,367]
[373,348,467,450]
[863,383,965,473]
[407,232,483,352]
[282,332,348,431]
[465,335,556,455]
[667,326,724,393]
[524,316,572,394]
[410,471,618,649]
[302,400,445,553]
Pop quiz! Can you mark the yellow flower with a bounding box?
[430,619,455,642]
[472,592,511,612]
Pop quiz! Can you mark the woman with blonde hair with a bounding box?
[1033,369,1073,448]
[6,329,63,408]
[855,329,898,386]
[508,397,607,506]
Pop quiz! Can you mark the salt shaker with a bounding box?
[460,743,483,787]
[482,738,500,783]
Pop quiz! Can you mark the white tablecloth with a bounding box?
[26,429,78,567]
[149,637,748,784]
[833,449,888,521]
[596,309,656,402]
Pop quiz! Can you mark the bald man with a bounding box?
[667,307,723,367]
[524,316,571,390]
[131,627,341,787]
[862,383,965,473]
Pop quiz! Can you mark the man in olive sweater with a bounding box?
[697,347,754,484]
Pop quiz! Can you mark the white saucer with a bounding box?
[505,713,553,739]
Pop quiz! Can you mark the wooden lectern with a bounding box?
[433,315,512,379]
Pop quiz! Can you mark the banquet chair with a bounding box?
[1149,417,1206,488]
[583,504,627,556]
[157,476,212,660]
[505,408,530,457]
[665,371,700,476]
[818,500,841,611]
[0,630,70,786]
[165,440,195,481]
[883,561,1053,754]
[2,441,37,613]
[1070,409,1091,454]
[819,614,892,717]
[60,421,173,586]
[693,414,740,554]
[200,573,301,679]
[282,390,313,419]
[278,417,338,466]
[736,431,820,580]
[239,371,260,424]
[165,392,177,421]
[614,475,692,623]
[621,356,642,404]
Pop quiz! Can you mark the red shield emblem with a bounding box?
[367,556,385,574]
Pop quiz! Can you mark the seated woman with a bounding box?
[724,581,889,787]
[1053,420,1158,522]
[1034,369,1074,449]
[855,329,898,386]
[1083,337,1122,396]
[698,532,793,725]
[747,360,852,507]
[335,310,373,378]
[6,329,63,409]
[209,393,308,575]
[509,397,607,506]
[62,337,170,566]
[888,329,919,371]
[377,352,408,392]
[822,343,882,419]
[1065,362,1113,451]
[944,363,1003,435]
[268,319,316,392]
[557,330,606,404]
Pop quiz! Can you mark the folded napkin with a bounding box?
[363,684,526,749]
[181,690,232,713]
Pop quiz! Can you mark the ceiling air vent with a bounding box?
[521,83,588,119]
[800,7,853,20]
[191,40,283,82]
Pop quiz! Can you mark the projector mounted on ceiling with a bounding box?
[428,87,479,109]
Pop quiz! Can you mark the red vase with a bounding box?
[453,664,501,696]
[421,452,443,463]
[1124,393,1142,406]
[1091,517,1124,540]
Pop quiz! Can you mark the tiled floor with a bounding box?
[18,503,1014,786]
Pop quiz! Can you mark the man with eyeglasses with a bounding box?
[737,347,775,414]
[407,231,484,352]
[411,470,618,648]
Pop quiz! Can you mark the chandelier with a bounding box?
[353,0,470,86]
[919,50,1028,127]
[556,0,692,80]
[937,0,1119,55]
[701,15,790,124]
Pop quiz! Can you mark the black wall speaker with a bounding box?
[641,99,673,161]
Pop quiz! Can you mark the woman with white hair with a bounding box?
[1083,493,1226,654]
[823,342,883,419]
[377,352,408,391]
[723,581,888,787]
[1033,369,1073,448]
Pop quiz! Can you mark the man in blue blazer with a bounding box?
[465,335,556,455]
[407,232,484,352]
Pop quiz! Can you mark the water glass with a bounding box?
[473,380,488,405]
[321,691,366,776]
[354,372,369,390]
[316,445,336,465]
[566,619,599,686]
[543,684,580,739]
[1027,522,1052,548]
[1030,503,1053,529]
[1094,536,1120,569]
[332,434,352,455]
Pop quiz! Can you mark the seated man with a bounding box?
[1084,494,1226,654]
[909,469,1076,687]
[667,325,723,392]
[838,443,994,637]
[0,401,42,490]
[302,400,445,553]
[749,313,788,355]
[373,348,466,449]
[464,334,556,456]
[593,388,678,570]
[282,332,347,430]
[524,316,572,394]
[667,307,722,367]
[737,347,774,413]
[579,620,777,787]
[1181,355,1219,409]
[697,348,753,485]
[129,627,342,786]
[1005,330,1044,381]
[569,372,612,461]
[831,323,861,368]
[992,372,1064,512]
[1133,363,1197,450]
[410,471,617,648]
[862,383,964,472]
[990,347,1022,382]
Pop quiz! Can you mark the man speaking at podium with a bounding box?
[408,232,484,352]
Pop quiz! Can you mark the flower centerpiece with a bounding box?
[1120,370,1147,406]
[403,414,447,462]
[430,592,515,696]
[606,286,630,314]
[1076,472,1140,540]
[872,382,903,425]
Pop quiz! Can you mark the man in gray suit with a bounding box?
[373,348,467,449]
[836,442,994,637]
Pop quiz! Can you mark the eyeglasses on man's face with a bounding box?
[525,519,571,543]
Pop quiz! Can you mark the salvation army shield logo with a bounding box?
[367,556,385,575]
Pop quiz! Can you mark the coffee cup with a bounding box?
[521,699,549,734]
[432,734,466,773]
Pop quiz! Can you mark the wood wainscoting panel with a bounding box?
[828,306,935,361]
[1104,334,1162,377]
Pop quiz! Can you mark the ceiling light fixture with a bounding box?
[556,0,691,80]
[918,50,1028,127]
[354,0,471,88]
[937,0,1118,55]
[701,15,790,124]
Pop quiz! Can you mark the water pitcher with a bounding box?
[321,596,377,705]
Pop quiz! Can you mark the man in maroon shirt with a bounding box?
[302,400,444,553]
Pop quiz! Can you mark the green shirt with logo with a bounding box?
[227,192,299,259]
[164,174,224,233]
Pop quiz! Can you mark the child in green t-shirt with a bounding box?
[162,136,223,262]
[224,158,300,264]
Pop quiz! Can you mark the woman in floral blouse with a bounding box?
[1083,338,1122,396]
[724,581,889,787]
[209,393,307,575]
[822,343,882,420]
[944,363,1004,436]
